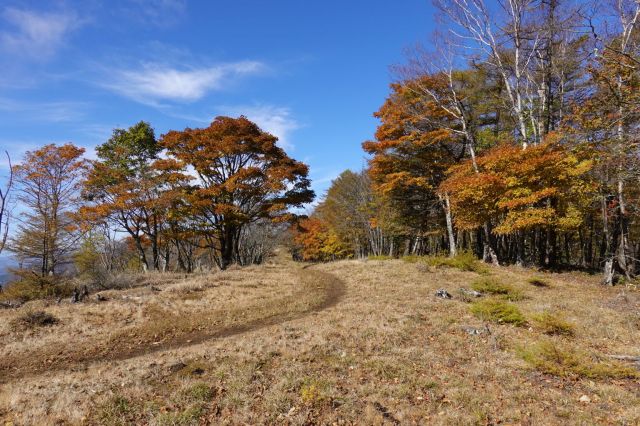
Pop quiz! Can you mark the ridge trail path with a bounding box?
[0,264,345,385]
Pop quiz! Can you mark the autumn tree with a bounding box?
[441,138,594,266]
[9,144,86,276]
[161,116,314,269]
[291,217,351,261]
[363,76,467,257]
[315,170,378,257]
[81,121,172,271]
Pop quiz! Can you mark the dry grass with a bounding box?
[1,256,639,425]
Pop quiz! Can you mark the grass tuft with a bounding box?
[10,310,59,330]
[96,395,134,426]
[299,378,331,406]
[470,299,526,326]
[155,406,206,426]
[184,383,213,402]
[471,277,524,301]
[528,277,551,288]
[531,311,575,336]
[426,252,489,274]
[517,340,638,379]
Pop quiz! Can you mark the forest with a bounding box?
[293,0,640,286]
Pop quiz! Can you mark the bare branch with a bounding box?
[0,151,13,255]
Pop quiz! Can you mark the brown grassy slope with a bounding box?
[1,259,639,425]
[0,263,341,384]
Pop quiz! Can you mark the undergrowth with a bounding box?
[426,252,489,274]
[471,277,525,301]
[10,310,59,331]
[517,340,638,379]
[0,272,74,302]
[531,311,575,336]
[470,299,526,326]
[528,277,551,288]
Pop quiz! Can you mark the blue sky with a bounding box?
[0,0,437,198]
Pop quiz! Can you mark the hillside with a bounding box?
[0,257,638,425]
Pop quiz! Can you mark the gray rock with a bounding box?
[461,325,490,335]
[459,288,482,298]
[435,289,452,299]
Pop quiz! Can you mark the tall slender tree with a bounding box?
[10,144,85,276]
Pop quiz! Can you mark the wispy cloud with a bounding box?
[0,97,88,122]
[0,7,82,59]
[123,0,187,27]
[102,61,265,104]
[217,104,301,151]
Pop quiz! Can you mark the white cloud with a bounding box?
[103,61,265,104]
[217,104,301,151]
[0,7,81,59]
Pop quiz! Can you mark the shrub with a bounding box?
[10,310,59,330]
[426,252,488,274]
[531,312,575,336]
[470,299,526,326]
[471,278,524,301]
[0,271,74,302]
[517,340,638,379]
[528,277,551,288]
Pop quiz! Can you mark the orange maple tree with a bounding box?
[160,116,314,269]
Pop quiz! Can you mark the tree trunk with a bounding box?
[603,258,614,286]
[134,236,149,273]
[482,223,499,265]
[219,226,236,270]
[441,193,457,258]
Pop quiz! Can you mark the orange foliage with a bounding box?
[161,116,314,268]
[440,139,595,234]
[291,217,351,261]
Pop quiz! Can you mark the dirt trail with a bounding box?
[0,267,345,384]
